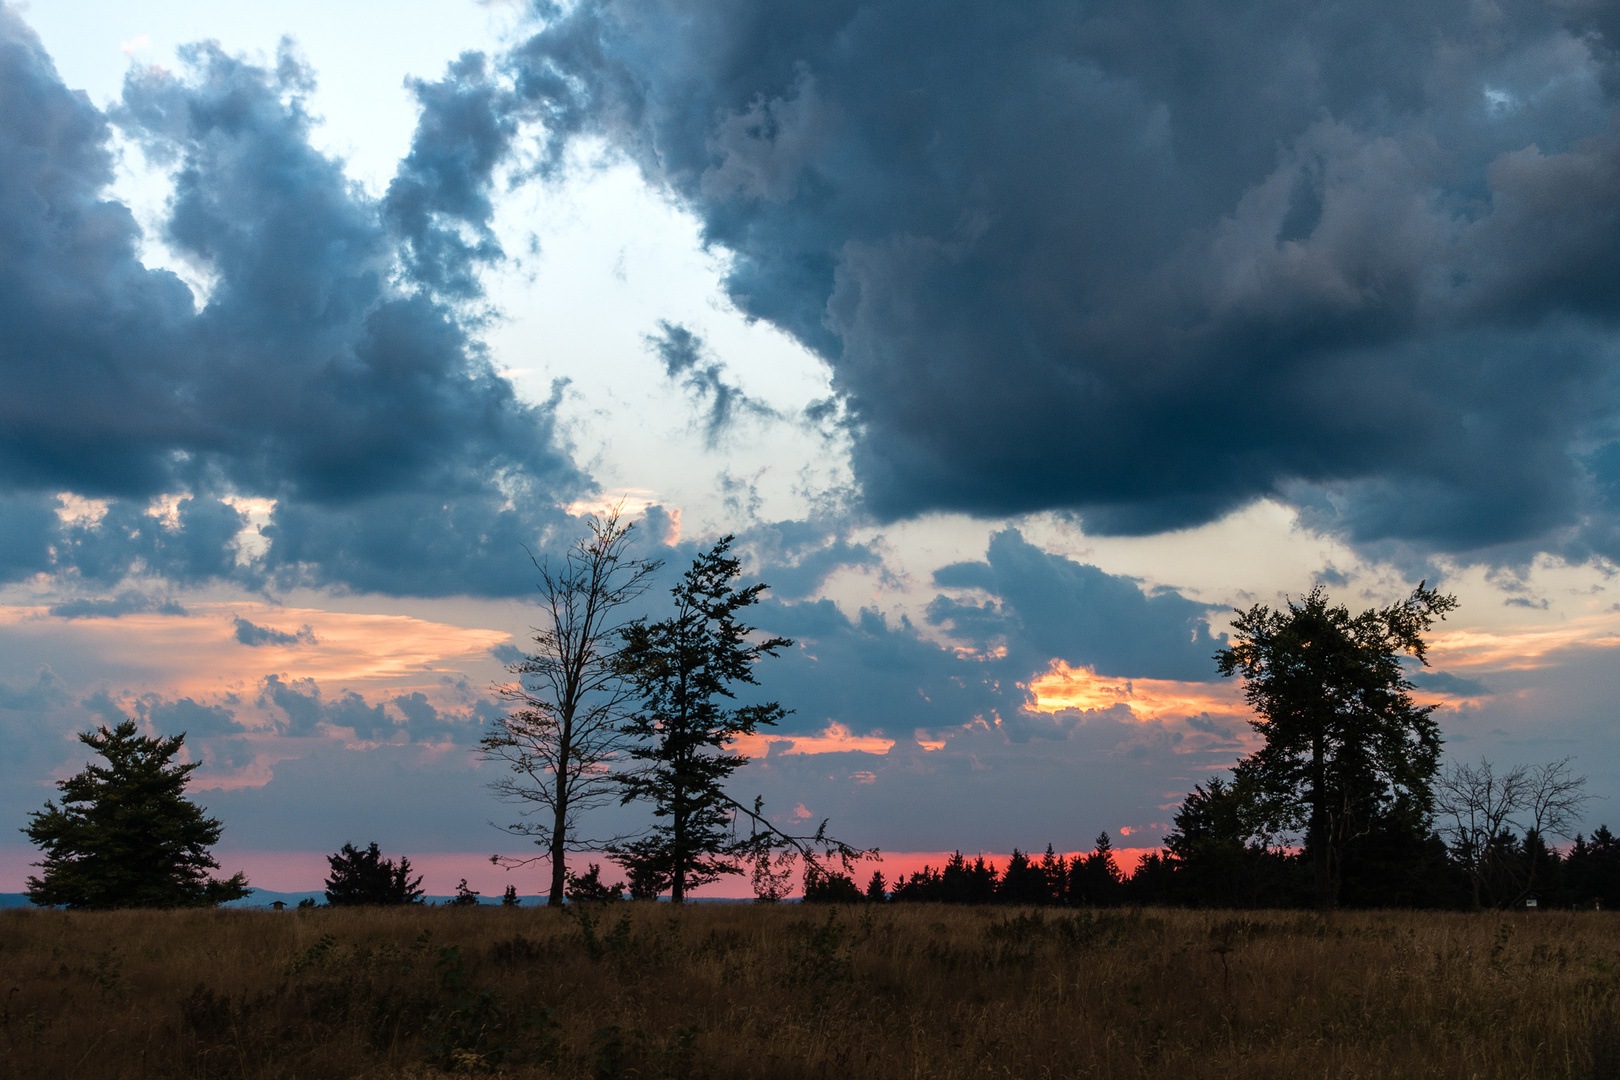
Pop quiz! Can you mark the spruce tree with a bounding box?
[609,537,791,901]
[323,842,425,905]
[24,720,249,908]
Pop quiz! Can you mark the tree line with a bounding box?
[798,769,1615,911]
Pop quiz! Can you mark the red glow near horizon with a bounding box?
[0,847,1158,899]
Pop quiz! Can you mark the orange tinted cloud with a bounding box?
[1427,615,1620,672]
[734,721,896,758]
[1024,659,1244,722]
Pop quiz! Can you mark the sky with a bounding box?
[4,0,1620,897]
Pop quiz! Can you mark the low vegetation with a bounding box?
[4,902,1620,1078]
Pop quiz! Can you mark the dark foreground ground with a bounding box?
[2,903,1617,1079]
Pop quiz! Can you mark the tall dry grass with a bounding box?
[1,903,1618,1079]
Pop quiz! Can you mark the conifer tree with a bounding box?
[24,720,249,909]
[610,536,867,900]
[323,842,425,906]
[1071,832,1123,906]
[998,848,1048,905]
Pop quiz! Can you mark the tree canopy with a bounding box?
[23,720,249,909]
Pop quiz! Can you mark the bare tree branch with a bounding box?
[1436,756,1593,908]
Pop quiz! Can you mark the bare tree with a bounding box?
[1436,756,1593,908]
[480,506,661,906]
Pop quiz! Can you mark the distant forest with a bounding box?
[810,819,1620,911]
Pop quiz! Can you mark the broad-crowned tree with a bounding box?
[24,720,250,909]
[1217,583,1457,910]
[480,506,661,906]
[610,536,867,901]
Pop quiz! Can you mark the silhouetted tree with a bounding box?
[323,842,424,906]
[746,827,798,902]
[1038,845,1069,905]
[566,862,626,902]
[865,870,888,902]
[998,848,1048,905]
[481,507,661,906]
[937,852,998,903]
[1163,778,1293,907]
[501,884,520,907]
[611,537,867,900]
[447,878,481,906]
[1217,583,1457,909]
[1436,757,1592,908]
[1565,826,1620,909]
[890,864,943,902]
[24,720,250,909]
[1335,821,1463,909]
[802,865,862,902]
[1123,850,1175,904]
[1070,833,1124,906]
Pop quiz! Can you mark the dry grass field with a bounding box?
[2,902,1618,1079]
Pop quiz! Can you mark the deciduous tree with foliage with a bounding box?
[610,536,867,901]
[23,720,250,909]
[480,506,661,906]
[1216,583,1458,910]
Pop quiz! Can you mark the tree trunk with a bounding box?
[671,786,686,903]
[548,742,569,907]
[1311,733,1331,911]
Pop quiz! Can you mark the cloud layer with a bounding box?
[0,9,581,595]
[513,0,1620,556]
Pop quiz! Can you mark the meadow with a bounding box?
[2,902,1617,1079]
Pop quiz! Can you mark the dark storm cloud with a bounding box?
[232,616,316,647]
[0,668,66,712]
[645,320,776,445]
[137,695,243,738]
[48,592,189,619]
[757,598,1007,739]
[511,0,1620,557]
[384,51,517,301]
[750,548,1221,745]
[735,516,883,599]
[1411,669,1491,697]
[259,674,391,738]
[928,530,1223,682]
[257,673,485,743]
[489,643,525,666]
[0,8,583,595]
